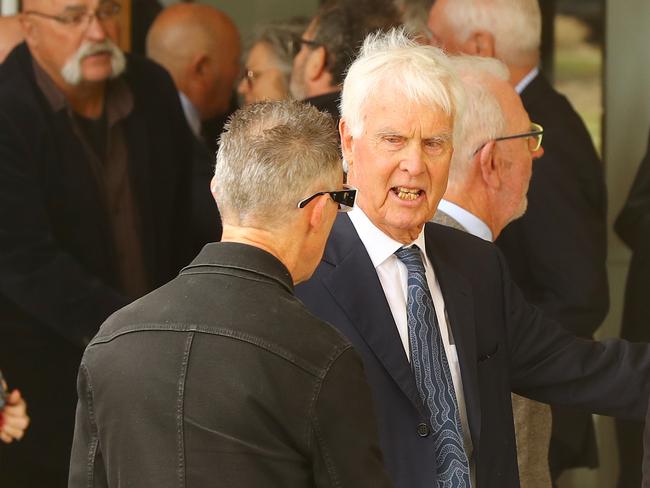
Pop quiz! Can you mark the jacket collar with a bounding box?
[182,242,294,294]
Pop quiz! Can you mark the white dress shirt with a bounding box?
[437,199,493,242]
[348,206,474,464]
[179,91,202,138]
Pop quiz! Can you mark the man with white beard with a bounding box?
[0,0,194,485]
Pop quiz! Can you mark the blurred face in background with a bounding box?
[237,41,289,106]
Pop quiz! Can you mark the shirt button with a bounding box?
[417,423,430,437]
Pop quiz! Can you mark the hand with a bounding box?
[0,386,30,444]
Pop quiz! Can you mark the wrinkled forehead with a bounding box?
[24,0,106,11]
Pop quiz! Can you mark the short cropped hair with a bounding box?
[439,0,541,66]
[341,28,465,147]
[447,56,508,185]
[312,0,401,86]
[215,101,341,228]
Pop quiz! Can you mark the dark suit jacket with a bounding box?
[495,73,608,470]
[69,243,391,488]
[0,43,192,481]
[296,215,650,488]
[304,91,341,124]
[190,134,222,253]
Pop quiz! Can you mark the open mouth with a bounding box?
[391,186,423,201]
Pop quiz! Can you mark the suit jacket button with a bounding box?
[417,423,430,437]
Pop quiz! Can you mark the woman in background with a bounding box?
[238,17,308,105]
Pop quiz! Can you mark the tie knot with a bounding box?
[394,245,425,274]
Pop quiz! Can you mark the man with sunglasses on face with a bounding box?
[0,0,193,484]
[69,100,392,488]
[289,0,400,121]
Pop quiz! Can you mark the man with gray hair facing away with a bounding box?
[432,55,549,487]
[69,100,393,488]
[427,0,607,478]
[296,29,650,488]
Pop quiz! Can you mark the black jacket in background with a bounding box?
[495,73,608,474]
[0,43,193,484]
[304,91,341,124]
[69,243,392,488]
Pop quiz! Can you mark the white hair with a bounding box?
[447,55,508,186]
[341,28,465,147]
[215,100,341,229]
[441,0,541,66]
[61,39,126,86]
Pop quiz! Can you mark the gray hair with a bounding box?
[215,100,341,228]
[439,0,541,66]
[447,56,508,186]
[341,28,465,147]
[244,17,309,82]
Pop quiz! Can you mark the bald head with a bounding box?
[0,16,23,63]
[147,4,240,119]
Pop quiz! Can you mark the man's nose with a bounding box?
[399,144,427,175]
[85,15,108,41]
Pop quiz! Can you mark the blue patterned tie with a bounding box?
[395,246,471,488]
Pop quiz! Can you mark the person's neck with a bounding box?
[444,187,498,237]
[221,224,302,283]
[508,63,537,88]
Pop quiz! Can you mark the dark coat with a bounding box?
[296,215,650,488]
[304,91,341,124]
[0,43,192,483]
[69,243,392,488]
[495,73,608,472]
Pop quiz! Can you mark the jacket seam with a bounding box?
[90,323,333,378]
[306,345,352,488]
[176,331,194,488]
[80,363,99,488]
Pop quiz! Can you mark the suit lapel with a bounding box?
[320,216,427,416]
[425,226,481,450]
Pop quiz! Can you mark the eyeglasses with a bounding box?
[297,185,357,213]
[24,1,121,29]
[495,122,544,152]
[298,37,322,49]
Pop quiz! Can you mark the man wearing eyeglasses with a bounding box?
[289,0,400,121]
[432,56,551,488]
[68,100,392,488]
[0,0,193,484]
[427,0,607,478]
[296,30,650,488]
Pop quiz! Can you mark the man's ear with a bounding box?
[340,118,355,174]
[478,141,500,189]
[305,45,327,82]
[305,193,330,233]
[19,14,36,44]
[462,30,496,58]
[210,175,218,201]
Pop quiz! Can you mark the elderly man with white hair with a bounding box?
[297,30,650,488]
[432,55,550,487]
[427,1,607,477]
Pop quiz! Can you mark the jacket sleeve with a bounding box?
[0,109,129,347]
[498,247,650,421]
[310,347,394,488]
[68,363,108,488]
[615,129,650,249]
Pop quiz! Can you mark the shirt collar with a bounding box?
[179,91,202,138]
[437,199,493,242]
[32,57,133,125]
[348,205,430,267]
[515,66,539,94]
